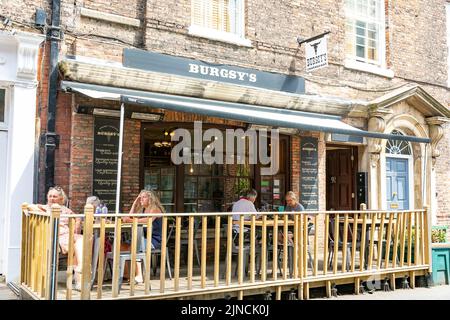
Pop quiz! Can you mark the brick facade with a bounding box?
[2,0,449,224]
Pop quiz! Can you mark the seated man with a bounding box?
[232,189,260,236]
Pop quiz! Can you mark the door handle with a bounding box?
[392,192,397,198]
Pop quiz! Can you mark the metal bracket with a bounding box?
[47,25,63,41]
[297,31,331,46]
[41,132,60,149]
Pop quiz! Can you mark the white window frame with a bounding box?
[188,0,252,47]
[344,0,394,78]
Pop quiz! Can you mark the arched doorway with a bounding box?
[385,130,413,210]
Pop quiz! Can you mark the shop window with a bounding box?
[0,89,5,123]
[189,0,251,46]
[344,0,385,67]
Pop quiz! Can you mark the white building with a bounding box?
[0,30,44,283]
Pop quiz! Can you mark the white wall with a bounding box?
[0,31,44,283]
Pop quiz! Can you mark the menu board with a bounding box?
[300,137,318,210]
[93,117,120,211]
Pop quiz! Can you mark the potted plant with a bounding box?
[431,226,450,286]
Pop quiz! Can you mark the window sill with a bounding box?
[344,59,394,79]
[188,25,252,48]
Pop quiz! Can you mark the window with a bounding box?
[0,89,5,123]
[190,0,251,47]
[385,130,412,155]
[345,0,385,66]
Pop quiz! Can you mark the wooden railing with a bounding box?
[20,204,431,300]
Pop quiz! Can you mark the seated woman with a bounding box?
[122,190,164,283]
[32,186,84,291]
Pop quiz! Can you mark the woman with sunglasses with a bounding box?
[32,186,84,291]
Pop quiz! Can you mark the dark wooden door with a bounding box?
[326,148,355,210]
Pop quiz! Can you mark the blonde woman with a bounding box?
[32,186,84,291]
[122,190,164,283]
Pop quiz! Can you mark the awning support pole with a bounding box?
[115,102,125,214]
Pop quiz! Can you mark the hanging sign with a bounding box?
[305,35,328,72]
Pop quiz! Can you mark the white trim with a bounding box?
[344,0,390,74]
[344,59,394,78]
[188,25,252,47]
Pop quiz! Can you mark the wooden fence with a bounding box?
[20,204,431,300]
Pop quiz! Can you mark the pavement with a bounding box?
[313,284,450,300]
[0,283,18,300]
[0,280,449,300]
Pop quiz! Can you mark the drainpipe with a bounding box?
[43,0,61,196]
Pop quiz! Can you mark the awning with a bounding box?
[61,81,430,143]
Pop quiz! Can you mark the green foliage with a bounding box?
[432,228,447,243]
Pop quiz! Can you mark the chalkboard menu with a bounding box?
[93,117,120,211]
[300,137,319,210]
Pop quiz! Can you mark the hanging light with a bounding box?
[164,130,169,136]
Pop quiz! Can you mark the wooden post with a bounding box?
[326,280,332,298]
[160,216,168,293]
[66,218,75,300]
[350,213,358,272]
[333,214,339,274]
[377,213,386,270]
[238,215,244,285]
[293,214,299,279]
[399,212,406,267]
[175,216,181,291]
[201,216,207,288]
[81,204,94,300]
[188,216,194,290]
[424,206,431,272]
[323,214,329,275]
[226,216,232,286]
[129,217,138,296]
[360,209,368,271]
[46,205,61,300]
[313,215,318,276]
[303,282,309,300]
[20,204,28,286]
[392,212,400,269]
[250,215,256,283]
[342,213,349,272]
[96,218,106,299]
[272,213,278,280]
[407,212,413,266]
[368,212,376,270]
[303,214,308,276]
[276,286,282,300]
[111,216,122,298]
[414,212,419,266]
[355,278,360,295]
[261,215,267,282]
[144,218,152,294]
[213,216,220,287]
[384,214,394,269]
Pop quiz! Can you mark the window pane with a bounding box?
[356,35,365,46]
[184,177,197,198]
[198,177,211,198]
[0,89,4,123]
[356,45,365,58]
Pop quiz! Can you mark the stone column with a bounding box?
[426,117,447,225]
[367,109,391,209]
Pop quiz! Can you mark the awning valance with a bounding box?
[61,81,430,143]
